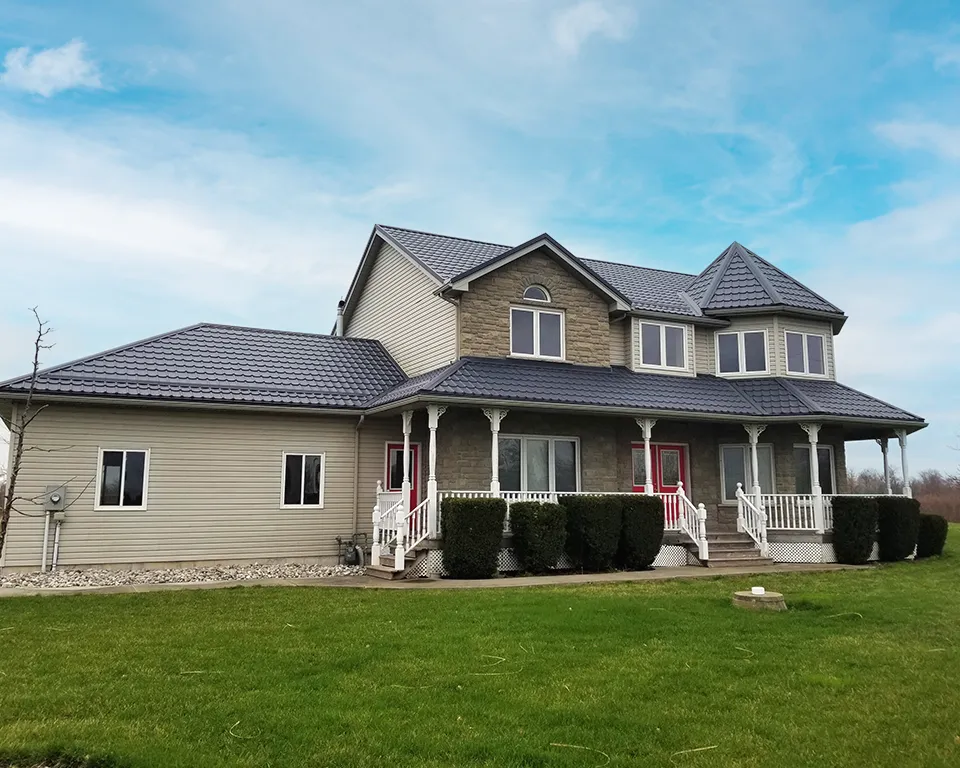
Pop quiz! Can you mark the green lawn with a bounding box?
[1,530,959,768]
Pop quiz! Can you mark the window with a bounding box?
[794,445,835,495]
[639,322,686,369]
[510,307,564,359]
[716,330,767,374]
[785,332,826,376]
[97,449,149,509]
[523,285,550,302]
[499,435,579,493]
[719,444,774,503]
[282,453,325,507]
[632,447,646,487]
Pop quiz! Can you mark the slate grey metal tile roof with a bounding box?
[365,356,923,424]
[579,258,699,316]
[378,226,511,281]
[0,323,406,409]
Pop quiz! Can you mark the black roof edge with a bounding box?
[703,305,848,332]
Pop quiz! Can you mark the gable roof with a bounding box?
[0,324,406,410]
[363,356,924,427]
[377,225,511,280]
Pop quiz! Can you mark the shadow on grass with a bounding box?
[0,748,129,768]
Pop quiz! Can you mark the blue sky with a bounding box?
[0,0,958,475]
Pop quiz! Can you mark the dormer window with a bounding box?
[523,285,551,302]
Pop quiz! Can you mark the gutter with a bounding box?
[352,414,364,537]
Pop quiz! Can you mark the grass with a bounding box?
[1,529,959,767]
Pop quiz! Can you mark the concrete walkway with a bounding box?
[0,562,870,598]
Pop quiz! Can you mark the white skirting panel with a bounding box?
[770,542,880,564]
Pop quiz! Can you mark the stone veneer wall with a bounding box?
[457,248,612,367]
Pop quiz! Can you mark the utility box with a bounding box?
[44,485,67,512]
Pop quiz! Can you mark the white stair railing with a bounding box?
[400,498,431,555]
[674,482,709,561]
[736,483,769,557]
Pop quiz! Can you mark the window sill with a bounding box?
[508,353,566,362]
[94,505,148,512]
[785,371,830,379]
[280,504,325,510]
[716,371,771,378]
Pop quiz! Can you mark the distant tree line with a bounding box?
[847,467,960,522]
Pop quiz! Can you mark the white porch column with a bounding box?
[896,429,912,498]
[483,408,508,495]
[743,424,767,511]
[800,422,824,533]
[426,404,446,537]
[400,409,414,513]
[636,418,657,495]
[877,437,892,495]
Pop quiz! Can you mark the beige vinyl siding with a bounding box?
[345,242,457,376]
[609,318,631,366]
[630,317,695,376]
[694,326,713,374]
[2,404,385,570]
[777,318,836,379]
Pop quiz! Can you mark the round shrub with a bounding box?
[916,513,948,558]
[618,495,665,570]
[876,496,921,562]
[441,497,506,579]
[562,495,622,572]
[832,496,878,565]
[510,501,567,574]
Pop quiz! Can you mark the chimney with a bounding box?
[336,299,346,336]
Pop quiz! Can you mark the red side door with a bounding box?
[386,443,419,509]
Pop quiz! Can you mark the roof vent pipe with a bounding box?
[336,299,346,336]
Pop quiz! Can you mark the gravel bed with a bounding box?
[2,563,365,589]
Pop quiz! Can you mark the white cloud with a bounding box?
[1,39,102,97]
[551,1,633,56]
[875,120,960,160]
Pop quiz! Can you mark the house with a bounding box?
[0,225,925,574]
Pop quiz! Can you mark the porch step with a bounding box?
[366,564,406,581]
[707,556,776,568]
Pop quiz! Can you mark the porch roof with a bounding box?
[363,356,925,428]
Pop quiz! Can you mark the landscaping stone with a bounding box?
[732,589,787,611]
[1,563,364,590]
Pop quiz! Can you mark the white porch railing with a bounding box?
[762,493,907,532]
[736,483,769,557]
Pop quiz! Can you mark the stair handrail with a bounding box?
[736,483,769,557]
[400,497,431,554]
[676,482,709,561]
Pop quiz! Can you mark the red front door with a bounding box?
[386,443,419,509]
[631,443,688,494]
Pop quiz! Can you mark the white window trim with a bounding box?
[715,329,769,377]
[522,284,551,303]
[783,331,828,378]
[792,443,837,494]
[637,322,688,371]
[383,441,422,501]
[509,306,565,361]
[719,443,775,503]
[280,452,326,508]
[499,434,580,493]
[94,448,151,511]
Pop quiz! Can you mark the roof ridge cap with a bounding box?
[724,377,767,415]
[376,224,511,249]
[699,245,736,307]
[579,256,697,278]
[25,372,366,396]
[776,377,819,411]
[735,244,784,304]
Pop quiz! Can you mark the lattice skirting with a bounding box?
[403,545,692,577]
[770,542,880,563]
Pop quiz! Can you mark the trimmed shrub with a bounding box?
[441,497,506,579]
[510,501,567,574]
[562,495,622,572]
[916,513,948,558]
[618,495,666,570]
[832,496,878,565]
[876,496,921,562]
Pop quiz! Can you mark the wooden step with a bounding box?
[366,564,405,581]
[708,557,776,568]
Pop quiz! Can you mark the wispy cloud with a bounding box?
[875,120,960,161]
[551,1,634,57]
[1,39,102,97]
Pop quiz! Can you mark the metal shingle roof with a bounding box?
[0,324,406,409]
[378,226,511,280]
[365,356,923,423]
[578,258,699,316]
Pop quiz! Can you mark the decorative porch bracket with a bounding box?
[742,423,767,521]
[635,418,657,496]
[895,429,912,498]
[799,422,824,533]
[426,404,447,537]
[876,437,892,495]
[483,408,509,495]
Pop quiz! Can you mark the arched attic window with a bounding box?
[523,285,551,302]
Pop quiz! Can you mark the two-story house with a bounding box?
[0,225,925,574]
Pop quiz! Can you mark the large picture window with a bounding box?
[794,445,835,495]
[716,330,768,375]
[282,453,325,507]
[97,449,149,509]
[785,331,826,376]
[639,322,686,369]
[719,444,774,503]
[498,435,579,493]
[510,307,564,360]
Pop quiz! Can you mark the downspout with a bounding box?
[352,414,365,536]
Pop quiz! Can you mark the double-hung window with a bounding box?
[793,445,835,494]
[720,444,774,503]
[785,332,826,376]
[498,435,579,493]
[97,449,149,509]
[639,322,686,369]
[282,453,325,507]
[510,307,564,360]
[716,330,768,375]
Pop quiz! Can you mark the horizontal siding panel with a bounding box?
[609,318,630,366]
